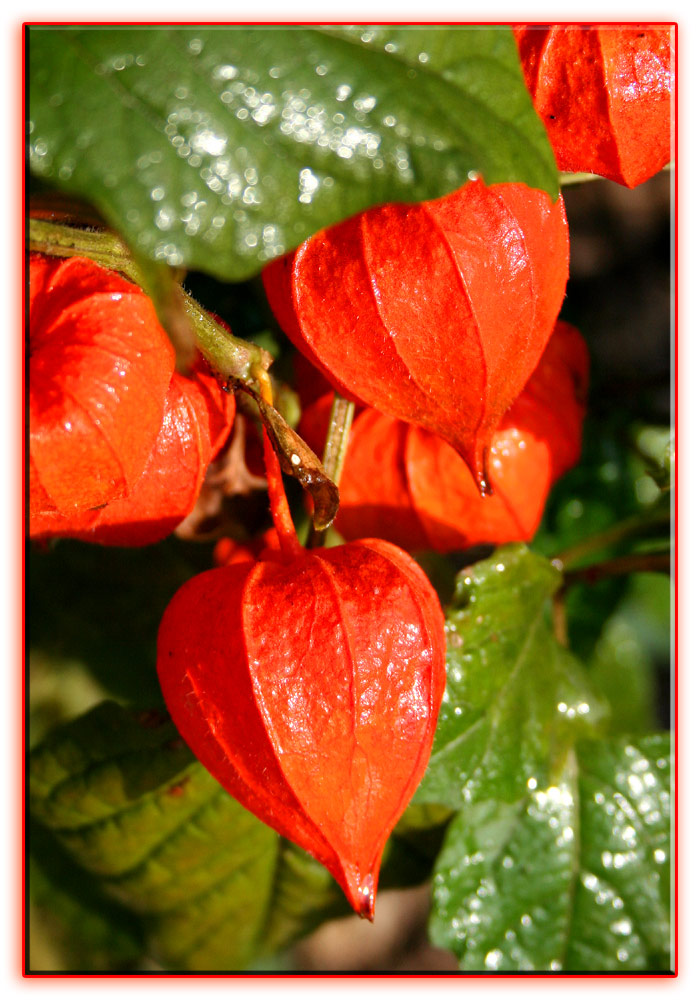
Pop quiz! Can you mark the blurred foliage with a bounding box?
[29,818,145,972]
[28,536,215,706]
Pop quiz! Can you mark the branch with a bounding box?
[28,217,273,386]
[555,507,670,569]
[560,551,671,588]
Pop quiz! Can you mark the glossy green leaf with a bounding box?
[414,545,606,810]
[429,734,672,972]
[28,25,558,282]
[567,734,672,969]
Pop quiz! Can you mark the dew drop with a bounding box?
[484,948,503,970]
[611,917,632,936]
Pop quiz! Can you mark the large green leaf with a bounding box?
[28,25,558,282]
[28,701,445,971]
[29,702,279,970]
[29,818,144,972]
[429,734,673,972]
[414,545,606,810]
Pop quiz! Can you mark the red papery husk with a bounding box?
[157,536,446,919]
[263,177,569,492]
[30,364,236,547]
[298,321,588,553]
[29,253,175,516]
[515,24,674,188]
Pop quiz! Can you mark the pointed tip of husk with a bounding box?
[455,438,494,497]
[340,867,376,920]
[478,446,494,497]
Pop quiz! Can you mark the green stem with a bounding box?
[558,172,604,186]
[28,218,272,386]
[29,218,143,280]
[558,163,672,186]
[554,507,670,569]
[321,395,355,485]
[307,394,355,549]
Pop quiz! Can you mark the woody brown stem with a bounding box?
[551,589,569,648]
[562,551,670,588]
[256,369,303,559]
[555,508,670,568]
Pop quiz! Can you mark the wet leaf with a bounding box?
[414,545,605,809]
[429,734,672,971]
[28,26,558,282]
